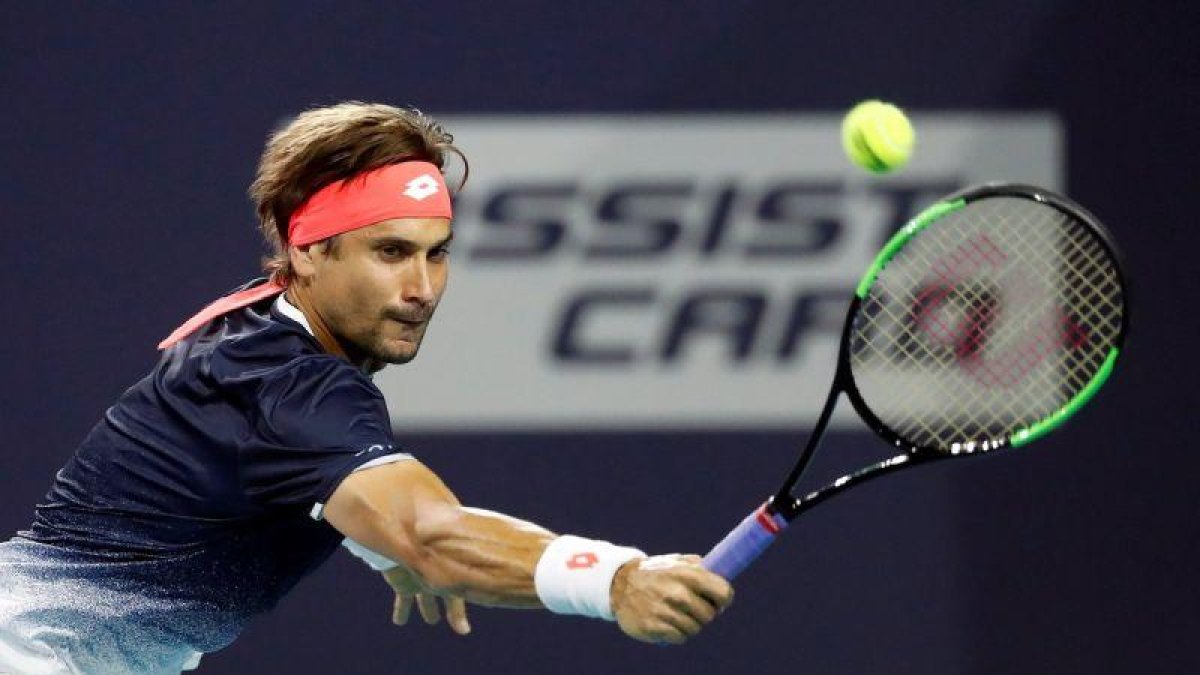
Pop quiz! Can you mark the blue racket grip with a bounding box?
[701,503,789,580]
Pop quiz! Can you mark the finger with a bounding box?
[417,593,441,625]
[677,567,735,612]
[704,575,735,611]
[660,600,705,638]
[393,593,413,626]
[629,621,684,646]
[663,587,717,626]
[680,554,702,565]
[663,614,702,641]
[444,597,471,635]
[649,621,688,646]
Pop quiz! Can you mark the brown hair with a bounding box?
[249,101,466,281]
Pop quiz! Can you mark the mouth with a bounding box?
[387,315,428,330]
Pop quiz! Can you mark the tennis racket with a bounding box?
[702,182,1129,580]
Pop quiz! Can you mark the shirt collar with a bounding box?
[274,293,314,337]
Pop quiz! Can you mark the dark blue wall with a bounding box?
[2,2,1196,673]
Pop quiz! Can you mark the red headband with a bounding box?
[288,161,453,245]
[157,161,452,349]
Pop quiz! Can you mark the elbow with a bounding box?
[332,490,422,569]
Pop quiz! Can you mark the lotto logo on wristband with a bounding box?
[536,536,645,620]
[566,552,599,570]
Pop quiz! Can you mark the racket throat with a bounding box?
[772,385,846,521]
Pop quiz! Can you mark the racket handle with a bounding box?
[701,502,789,580]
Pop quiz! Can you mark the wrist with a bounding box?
[608,558,639,616]
[534,535,645,621]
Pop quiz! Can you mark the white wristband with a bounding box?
[534,535,646,621]
[342,537,399,572]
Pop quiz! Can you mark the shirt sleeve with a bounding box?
[236,356,411,510]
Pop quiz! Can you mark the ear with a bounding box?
[288,244,319,281]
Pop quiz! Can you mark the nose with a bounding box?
[402,257,436,306]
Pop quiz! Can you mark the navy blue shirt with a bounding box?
[0,289,408,672]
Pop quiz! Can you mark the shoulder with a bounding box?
[161,296,385,420]
[213,324,389,445]
[206,307,360,389]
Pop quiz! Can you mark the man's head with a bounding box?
[249,102,465,365]
[289,216,451,365]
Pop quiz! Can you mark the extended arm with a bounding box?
[323,459,732,643]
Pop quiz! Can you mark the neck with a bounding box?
[284,285,352,363]
[283,285,388,374]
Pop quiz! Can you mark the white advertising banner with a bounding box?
[377,114,1063,430]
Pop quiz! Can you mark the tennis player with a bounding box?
[0,102,733,674]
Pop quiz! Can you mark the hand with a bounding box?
[610,554,733,645]
[382,564,471,635]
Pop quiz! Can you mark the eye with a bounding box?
[379,245,404,259]
[429,246,451,262]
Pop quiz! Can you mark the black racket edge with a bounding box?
[766,182,1131,523]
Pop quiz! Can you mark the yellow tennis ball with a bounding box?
[841,100,915,173]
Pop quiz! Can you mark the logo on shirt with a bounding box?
[354,444,389,457]
[403,174,440,201]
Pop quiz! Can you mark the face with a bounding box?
[291,218,452,365]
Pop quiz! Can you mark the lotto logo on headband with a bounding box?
[403,174,441,201]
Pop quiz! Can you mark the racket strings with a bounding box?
[1057,232,1121,391]
[854,202,1057,443]
[918,206,1111,442]
[850,197,1123,451]
[904,204,1116,445]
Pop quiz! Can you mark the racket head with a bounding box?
[842,182,1129,457]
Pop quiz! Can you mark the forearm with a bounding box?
[408,505,554,607]
[324,461,555,607]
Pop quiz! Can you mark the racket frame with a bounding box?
[705,182,1129,578]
